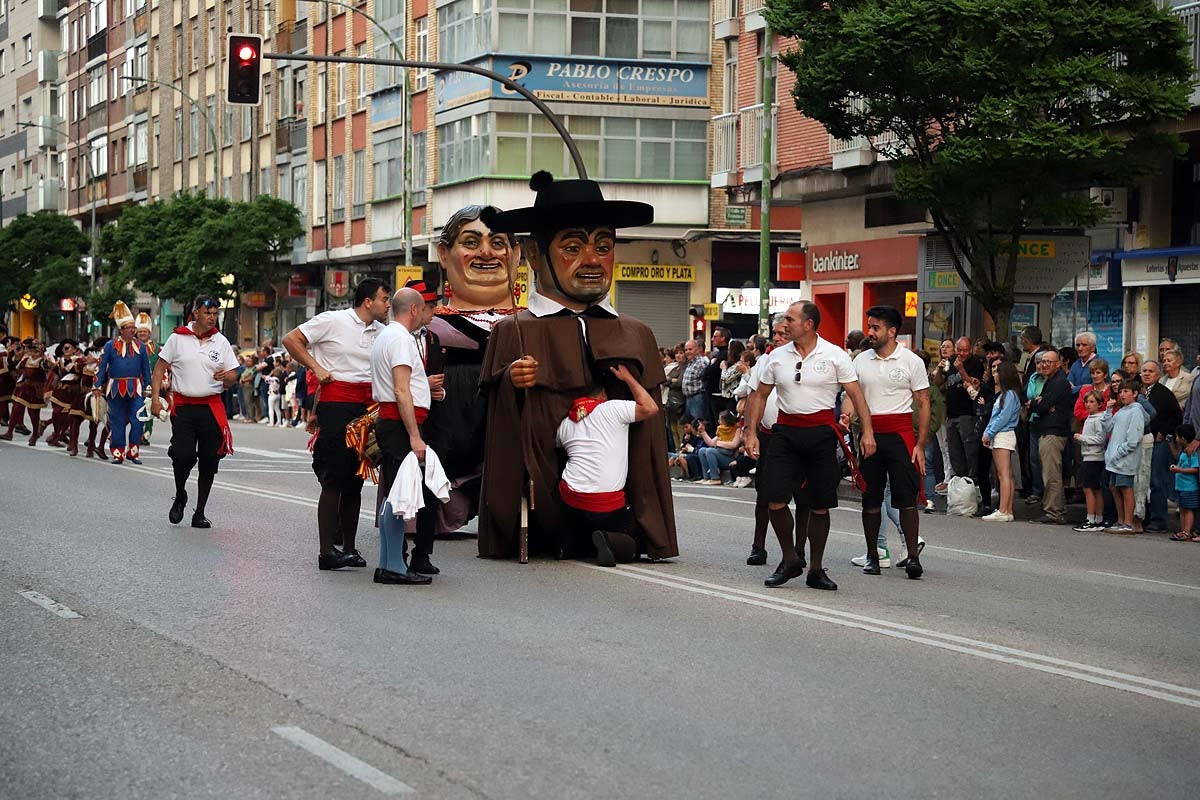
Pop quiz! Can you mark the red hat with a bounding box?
[404,279,439,303]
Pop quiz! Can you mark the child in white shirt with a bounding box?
[556,363,659,566]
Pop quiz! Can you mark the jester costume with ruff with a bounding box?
[95,337,152,461]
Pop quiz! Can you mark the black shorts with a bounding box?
[312,401,368,492]
[168,404,225,476]
[759,424,840,509]
[860,432,921,509]
[1080,460,1106,489]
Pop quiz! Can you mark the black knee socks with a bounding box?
[768,506,798,564]
[318,489,341,555]
[807,511,830,570]
[339,492,362,552]
[753,503,769,549]
[862,509,882,559]
[899,507,921,562]
[196,473,214,515]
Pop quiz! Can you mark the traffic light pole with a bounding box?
[263,52,588,180]
[757,30,774,338]
[122,76,220,196]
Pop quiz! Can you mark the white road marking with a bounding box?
[1088,571,1200,592]
[672,490,862,513]
[575,563,1200,709]
[17,590,82,619]
[271,726,414,794]
[679,509,1029,563]
[225,446,306,460]
[282,448,315,455]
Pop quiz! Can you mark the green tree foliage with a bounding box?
[0,211,90,321]
[107,192,303,306]
[766,0,1194,338]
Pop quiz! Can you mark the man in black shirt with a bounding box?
[701,327,729,431]
[1026,350,1072,524]
[944,336,985,479]
[1141,360,1182,532]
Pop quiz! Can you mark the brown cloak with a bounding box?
[477,312,678,560]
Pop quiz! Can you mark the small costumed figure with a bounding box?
[80,338,108,459]
[94,301,152,464]
[135,312,161,444]
[1,339,52,445]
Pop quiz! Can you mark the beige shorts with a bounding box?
[991,430,1017,451]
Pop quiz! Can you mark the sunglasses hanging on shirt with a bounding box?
[794,360,804,382]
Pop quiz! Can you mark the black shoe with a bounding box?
[127,458,143,465]
[971,505,993,519]
[895,540,926,569]
[14,425,30,436]
[1032,515,1066,525]
[191,512,212,529]
[342,548,367,568]
[169,492,188,524]
[862,559,882,576]
[373,567,432,585]
[592,530,617,567]
[905,559,924,580]
[409,556,440,575]
[318,551,358,571]
[746,546,768,566]
[764,561,805,588]
[771,556,806,575]
[805,568,838,591]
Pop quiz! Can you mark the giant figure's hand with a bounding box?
[509,356,538,389]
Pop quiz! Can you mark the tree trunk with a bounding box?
[225,291,242,350]
[990,302,1013,350]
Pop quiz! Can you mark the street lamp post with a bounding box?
[18,120,99,326]
[120,76,220,196]
[303,0,414,270]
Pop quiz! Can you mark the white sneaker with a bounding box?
[258,418,270,424]
[850,548,891,568]
[981,510,1013,522]
[733,476,753,489]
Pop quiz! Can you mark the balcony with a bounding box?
[87,32,107,63]
[30,178,63,213]
[714,0,739,40]
[739,104,777,184]
[827,96,908,169]
[37,50,58,84]
[1174,3,1200,105]
[132,165,148,192]
[744,0,767,32]
[711,112,738,187]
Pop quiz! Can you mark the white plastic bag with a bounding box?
[946,476,979,516]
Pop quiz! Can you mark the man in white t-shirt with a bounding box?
[744,317,791,568]
[370,287,438,585]
[283,278,389,571]
[847,305,931,579]
[556,362,659,566]
[744,301,874,591]
[150,296,239,529]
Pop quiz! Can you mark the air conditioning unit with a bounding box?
[1089,187,1128,223]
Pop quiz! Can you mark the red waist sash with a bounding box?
[377,403,428,424]
[558,479,626,513]
[871,412,916,452]
[321,381,373,404]
[172,393,234,455]
[777,409,836,428]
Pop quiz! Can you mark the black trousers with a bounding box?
[168,405,224,476]
[376,418,435,560]
[975,416,994,508]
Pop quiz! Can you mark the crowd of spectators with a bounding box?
[660,321,1200,540]
[222,342,312,428]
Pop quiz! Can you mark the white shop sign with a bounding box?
[1120,253,1200,286]
[714,287,806,315]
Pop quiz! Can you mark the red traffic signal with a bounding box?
[692,317,706,335]
[226,33,263,106]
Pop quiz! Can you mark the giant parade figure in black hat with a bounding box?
[477,171,678,562]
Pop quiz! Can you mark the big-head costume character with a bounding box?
[423,205,523,532]
[476,171,678,560]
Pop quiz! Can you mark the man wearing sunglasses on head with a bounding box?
[744,301,874,590]
[150,295,240,528]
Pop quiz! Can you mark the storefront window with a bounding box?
[493,0,708,60]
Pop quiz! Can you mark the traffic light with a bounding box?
[689,304,706,337]
[226,33,263,106]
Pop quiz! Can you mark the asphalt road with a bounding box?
[2,420,1198,799]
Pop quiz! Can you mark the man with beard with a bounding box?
[846,306,930,579]
[423,207,521,533]
[477,171,677,562]
[283,278,390,570]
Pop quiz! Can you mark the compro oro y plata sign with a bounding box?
[614,264,695,282]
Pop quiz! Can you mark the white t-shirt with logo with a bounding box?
[370,322,431,410]
[747,355,780,428]
[298,308,384,383]
[158,327,238,398]
[759,337,857,415]
[853,345,929,415]
[556,400,638,493]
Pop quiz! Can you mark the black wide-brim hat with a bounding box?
[481,171,653,235]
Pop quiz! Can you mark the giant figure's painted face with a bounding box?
[438,221,517,309]
[540,226,616,305]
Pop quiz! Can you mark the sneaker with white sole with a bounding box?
[1072,521,1103,532]
[850,547,890,568]
[733,476,753,489]
[1105,523,1136,535]
[982,510,1013,522]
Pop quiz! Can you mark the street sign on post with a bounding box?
[226,34,263,105]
